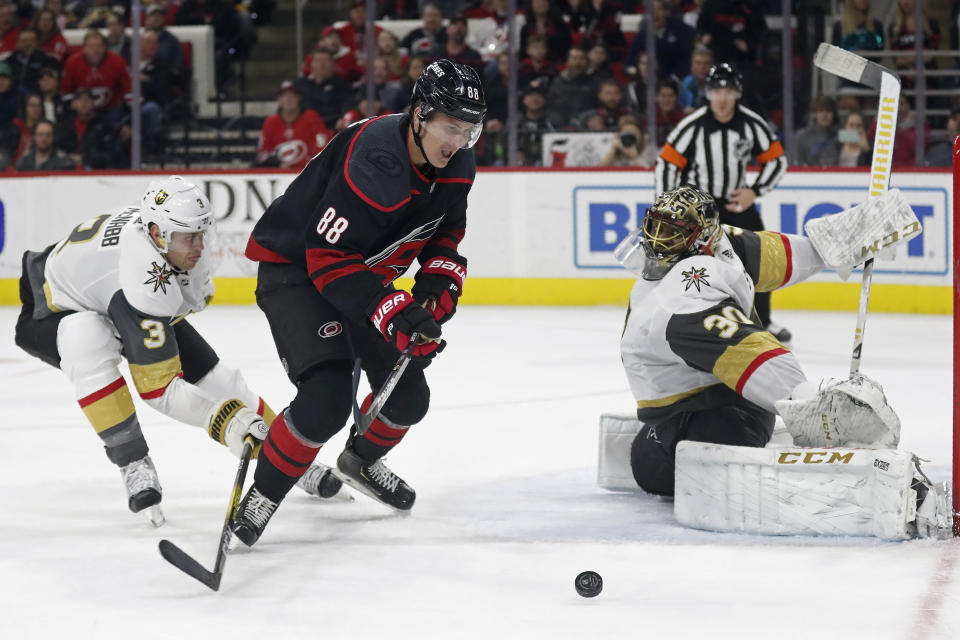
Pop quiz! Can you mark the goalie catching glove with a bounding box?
[804,188,921,278]
[207,399,270,457]
[411,256,466,324]
[370,290,444,358]
[775,373,900,448]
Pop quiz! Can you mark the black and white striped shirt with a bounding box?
[654,104,788,200]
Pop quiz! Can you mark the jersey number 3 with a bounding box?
[316,207,349,244]
[140,319,166,349]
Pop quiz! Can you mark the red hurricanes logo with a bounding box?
[318,321,342,338]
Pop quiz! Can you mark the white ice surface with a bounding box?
[2,305,958,639]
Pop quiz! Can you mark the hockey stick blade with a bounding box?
[158,539,223,591]
[813,43,898,90]
[157,438,255,592]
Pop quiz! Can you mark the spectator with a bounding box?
[374,0,420,20]
[31,8,68,64]
[600,115,653,167]
[462,0,500,19]
[400,2,447,57]
[832,0,883,53]
[16,118,74,170]
[628,0,696,81]
[76,0,113,29]
[482,50,509,133]
[643,80,686,146]
[627,49,653,116]
[888,0,940,93]
[586,42,617,83]
[37,65,62,122]
[837,110,871,168]
[377,29,407,82]
[516,79,554,166]
[867,94,930,168]
[307,26,363,84]
[54,87,119,168]
[546,45,597,129]
[432,15,484,75]
[12,91,43,161]
[294,48,355,130]
[61,30,131,125]
[9,27,56,92]
[794,95,840,166]
[176,0,249,88]
[358,56,404,115]
[576,77,632,130]
[105,11,130,65]
[517,33,559,90]
[697,0,767,69]
[566,0,627,62]
[0,2,21,56]
[388,54,426,113]
[337,97,390,129]
[144,3,184,71]
[925,107,960,167]
[43,0,73,29]
[683,0,705,29]
[337,0,383,55]
[520,0,572,65]
[679,45,712,112]
[255,81,330,170]
[136,28,169,148]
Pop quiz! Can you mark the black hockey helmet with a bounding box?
[705,62,743,93]
[412,59,487,128]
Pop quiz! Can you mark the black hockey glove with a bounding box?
[411,256,466,324]
[370,290,445,358]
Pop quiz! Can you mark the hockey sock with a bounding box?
[78,376,148,467]
[255,408,322,503]
[351,394,411,461]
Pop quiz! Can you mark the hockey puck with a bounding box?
[574,570,603,598]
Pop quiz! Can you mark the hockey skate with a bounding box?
[120,456,164,527]
[335,447,415,511]
[912,459,953,539]
[229,486,278,547]
[764,322,793,346]
[295,462,349,500]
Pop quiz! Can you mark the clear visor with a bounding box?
[421,115,484,149]
[613,226,679,281]
[167,229,209,254]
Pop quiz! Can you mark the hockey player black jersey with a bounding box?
[246,113,474,324]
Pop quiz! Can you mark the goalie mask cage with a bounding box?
[954,134,960,536]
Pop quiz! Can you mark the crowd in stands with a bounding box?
[256,0,960,171]
[0,0,255,171]
[0,0,957,172]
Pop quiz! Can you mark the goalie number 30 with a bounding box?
[703,305,753,339]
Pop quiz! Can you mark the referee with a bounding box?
[654,62,790,342]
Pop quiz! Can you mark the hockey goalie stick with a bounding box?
[813,43,901,375]
[157,435,256,591]
[350,332,419,435]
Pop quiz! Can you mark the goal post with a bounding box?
[953,133,960,536]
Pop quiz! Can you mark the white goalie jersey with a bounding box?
[43,206,215,320]
[620,227,825,418]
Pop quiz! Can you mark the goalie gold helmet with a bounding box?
[615,185,722,280]
[140,176,214,251]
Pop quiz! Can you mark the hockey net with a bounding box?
[954,134,960,536]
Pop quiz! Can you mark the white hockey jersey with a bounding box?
[620,227,824,419]
[43,206,214,320]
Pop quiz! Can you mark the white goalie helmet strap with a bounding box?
[140,175,214,250]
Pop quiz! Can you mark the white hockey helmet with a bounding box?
[140,175,214,250]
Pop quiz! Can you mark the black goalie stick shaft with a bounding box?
[351,332,419,435]
[158,436,256,591]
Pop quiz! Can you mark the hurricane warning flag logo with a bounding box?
[144,261,175,294]
[681,266,710,292]
[154,190,169,205]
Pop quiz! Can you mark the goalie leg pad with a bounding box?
[675,442,918,539]
[598,413,644,491]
